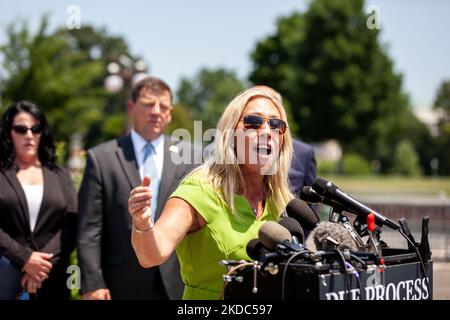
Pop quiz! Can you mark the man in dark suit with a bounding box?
[289,138,317,197]
[251,85,317,196]
[77,77,197,300]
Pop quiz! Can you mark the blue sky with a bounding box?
[1,0,449,109]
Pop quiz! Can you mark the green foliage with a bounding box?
[317,160,338,175]
[392,140,422,176]
[434,81,450,117]
[369,108,435,174]
[167,103,195,137]
[318,153,372,176]
[434,80,450,175]
[0,16,137,150]
[54,140,67,165]
[435,122,450,174]
[177,68,246,130]
[70,250,81,300]
[101,112,126,139]
[342,152,371,176]
[249,0,423,173]
[436,121,450,174]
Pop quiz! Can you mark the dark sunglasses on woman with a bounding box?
[242,114,287,134]
[11,124,43,135]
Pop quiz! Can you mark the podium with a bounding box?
[223,249,433,300]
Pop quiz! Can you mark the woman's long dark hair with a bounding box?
[0,101,56,169]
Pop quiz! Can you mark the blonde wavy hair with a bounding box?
[189,88,294,217]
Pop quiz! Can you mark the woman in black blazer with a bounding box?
[0,101,77,300]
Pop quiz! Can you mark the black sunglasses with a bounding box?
[242,114,287,134]
[11,124,43,135]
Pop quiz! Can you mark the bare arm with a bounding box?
[129,176,202,268]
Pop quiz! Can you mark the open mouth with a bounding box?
[255,145,272,155]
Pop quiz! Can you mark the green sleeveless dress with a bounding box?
[170,172,280,300]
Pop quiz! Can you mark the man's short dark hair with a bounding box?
[131,77,173,103]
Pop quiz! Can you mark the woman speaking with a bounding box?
[128,88,293,299]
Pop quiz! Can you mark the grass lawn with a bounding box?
[320,175,450,196]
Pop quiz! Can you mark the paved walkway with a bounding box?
[433,262,450,300]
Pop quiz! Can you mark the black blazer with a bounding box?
[288,139,317,197]
[0,165,78,299]
[77,135,198,300]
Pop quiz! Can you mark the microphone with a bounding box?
[305,222,361,252]
[331,213,367,249]
[258,221,302,252]
[246,238,269,260]
[312,178,400,230]
[301,186,334,207]
[301,186,365,247]
[301,186,348,214]
[285,198,320,232]
[278,217,304,244]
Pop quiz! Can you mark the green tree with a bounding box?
[433,80,450,174]
[434,81,450,119]
[342,152,371,176]
[249,0,419,172]
[177,68,246,130]
[391,140,422,176]
[0,16,137,151]
[167,102,195,137]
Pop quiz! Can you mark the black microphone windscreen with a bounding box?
[246,238,268,260]
[286,198,320,231]
[258,221,291,251]
[278,217,304,244]
[305,222,360,252]
[313,177,338,196]
[300,186,323,203]
[312,177,329,195]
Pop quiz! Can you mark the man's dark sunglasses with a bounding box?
[242,114,287,134]
[12,124,43,135]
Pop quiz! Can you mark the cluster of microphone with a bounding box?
[246,200,363,263]
[225,178,432,300]
[246,177,397,266]
[243,177,434,277]
[302,178,400,230]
